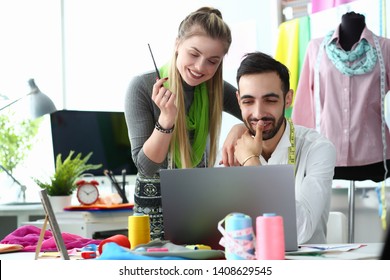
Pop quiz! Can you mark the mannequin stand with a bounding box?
[348,181,356,243]
[334,161,390,243]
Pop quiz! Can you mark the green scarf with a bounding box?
[160,64,209,168]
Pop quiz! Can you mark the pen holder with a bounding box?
[256,213,285,260]
[98,234,130,255]
[128,214,151,249]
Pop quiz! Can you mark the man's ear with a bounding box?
[285,89,293,109]
[236,90,241,107]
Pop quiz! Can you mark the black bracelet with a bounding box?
[155,121,174,134]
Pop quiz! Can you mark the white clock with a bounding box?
[76,180,99,205]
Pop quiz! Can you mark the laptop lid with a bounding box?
[160,165,298,251]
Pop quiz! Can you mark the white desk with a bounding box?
[0,203,45,227]
[0,203,46,240]
[22,210,132,238]
[285,243,384,260]
[0,243,384,260]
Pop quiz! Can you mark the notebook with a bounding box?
[160,165,298,251]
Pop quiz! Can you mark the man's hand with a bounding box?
[235,121,263,166]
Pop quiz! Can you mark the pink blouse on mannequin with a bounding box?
[292,13,390,181]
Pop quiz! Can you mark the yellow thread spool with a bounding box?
[128,215,151,249]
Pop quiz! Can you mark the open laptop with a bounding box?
[160,165,298,251]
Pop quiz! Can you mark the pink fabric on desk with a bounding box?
[0,225,101,252]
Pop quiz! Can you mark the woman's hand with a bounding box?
[219,123,247,166]
[152,77,177,129]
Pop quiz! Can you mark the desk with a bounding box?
[22,210,132,238]
[0,243,384,260]
[285,243,384,260]
[0,203,45,240]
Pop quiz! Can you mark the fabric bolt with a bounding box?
[275,18,299,118]
[0,225,100,252]
[275,16,311,117]
[311,0,358,13]
[292,26,390,167]
[298,16,311,75]
[259,121,336,244]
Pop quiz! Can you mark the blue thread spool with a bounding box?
[225,212,254,260]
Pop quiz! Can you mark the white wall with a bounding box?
[1,0,389,243]
[62,0,279,111]
[0,0,281,203]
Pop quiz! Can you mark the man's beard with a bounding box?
[245,113,285,140]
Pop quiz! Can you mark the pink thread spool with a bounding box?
[256,213,285,260]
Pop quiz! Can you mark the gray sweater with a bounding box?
[124,70,242,176]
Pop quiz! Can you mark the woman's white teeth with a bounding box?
[190,69,202,77]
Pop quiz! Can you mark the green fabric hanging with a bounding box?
[159,65,209,168]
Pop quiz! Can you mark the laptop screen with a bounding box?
[160,165,298,251]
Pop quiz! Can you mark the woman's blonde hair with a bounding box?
[169,7,232,168]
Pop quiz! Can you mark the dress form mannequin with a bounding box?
[333,12,390,244]
[293,11,390,243]
[339,12,366,51]
[333,12,390,182]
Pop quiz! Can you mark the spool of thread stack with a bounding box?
[256,213,285,260]
[128,214,151,249]
[224,212,255,260]
[98,234,130,255]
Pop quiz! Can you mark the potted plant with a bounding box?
[0,112,42,203]
[34,150,102,210]
[0,112,42,174]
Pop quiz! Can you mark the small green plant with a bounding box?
[34,150,102,196]
[0,112,41,173]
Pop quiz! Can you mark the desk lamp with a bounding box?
[0,79,57,202]
[0,79,57,118]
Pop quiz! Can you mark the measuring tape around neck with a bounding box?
[287,118,296,169]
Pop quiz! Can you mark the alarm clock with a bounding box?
[76,179,99,205]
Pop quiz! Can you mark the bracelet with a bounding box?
[155,121,174,134]
[241,154,259,166]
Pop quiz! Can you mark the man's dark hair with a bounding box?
[236,52,290,95]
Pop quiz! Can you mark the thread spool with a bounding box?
[98,234,130,255]
[256,213,285,260]
[128,214,151,249]
[224,213,255,260]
